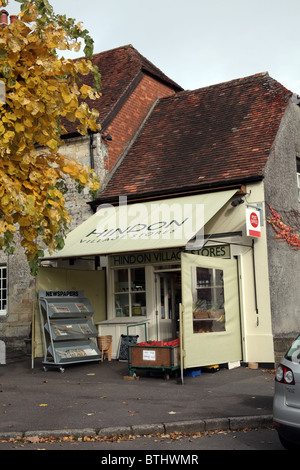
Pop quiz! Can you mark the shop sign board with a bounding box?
[42,190,237,260]
[246,208,261,238]
[110,245,230,267]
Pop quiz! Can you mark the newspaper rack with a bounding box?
[38,290,101,372]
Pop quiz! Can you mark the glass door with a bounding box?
[155,271,180,341]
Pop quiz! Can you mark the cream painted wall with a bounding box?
[204,183,274,363]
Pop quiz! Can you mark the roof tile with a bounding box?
[64,45,182,134]
[98,73,291,202]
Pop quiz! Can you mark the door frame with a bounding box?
[154,269,180,341]
[180,252,242,369]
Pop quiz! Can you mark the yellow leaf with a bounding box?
[24,117,33,127]
[47,199,60,208]
[18,216,32,227]
[80,84,90,100]
[76,60,91,75]
[3,130,15,143]
[61,86,73,104]
[15,122,25,133]
[1,195,10,206]
[46,139,58,150]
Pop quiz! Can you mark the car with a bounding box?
[273,334,300,449]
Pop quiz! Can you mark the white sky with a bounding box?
[6,0,300,94]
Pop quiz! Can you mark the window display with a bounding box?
[113,267,146,317]
[192,267,225,333]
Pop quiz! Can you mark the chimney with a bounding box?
[10,15,18,24]
[0,9,8,25]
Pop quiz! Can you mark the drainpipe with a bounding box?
[89,133,94,169]
[252,239,259,325]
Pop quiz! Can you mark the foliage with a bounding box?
[267,206,300,250]
[0,0,101,274]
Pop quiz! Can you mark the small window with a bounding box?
[113,267,146,317]
[0,265,7,315]
[297,158,300,202]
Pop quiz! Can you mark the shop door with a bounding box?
[155,272,180,341]
[181,253,242,369]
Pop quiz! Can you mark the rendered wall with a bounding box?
[264,101,300,364]
[204,184,274,364]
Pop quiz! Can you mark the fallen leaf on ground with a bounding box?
[26,436,40,443]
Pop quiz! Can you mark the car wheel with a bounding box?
[279,434,300,450]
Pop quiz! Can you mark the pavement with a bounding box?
[0,358,275,441]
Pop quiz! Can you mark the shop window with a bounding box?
[0,265,7,315]
[113,267,146,317]
[192,267,225,334]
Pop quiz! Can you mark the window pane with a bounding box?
[114,269,128,292]
[196,267,212,287]
[193,267,225,334]
[131,268,145,291]
[115,293,129,317]
[131,292,146,316]
[113,267,146,317]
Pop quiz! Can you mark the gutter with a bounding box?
[88,174,263,211]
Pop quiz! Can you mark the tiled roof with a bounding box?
[64,45,182,134]
[97,72,292,202]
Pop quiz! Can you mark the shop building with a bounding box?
[38,72,300,369]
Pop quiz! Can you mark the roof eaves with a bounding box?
[140,66,183,92]
[89,174,263,209]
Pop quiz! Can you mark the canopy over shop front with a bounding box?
[43,190,238,260]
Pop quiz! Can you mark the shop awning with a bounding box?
[42,189,237,259]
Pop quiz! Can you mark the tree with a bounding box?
[0,0,101,274]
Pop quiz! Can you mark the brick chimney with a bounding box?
[0,9,8,25]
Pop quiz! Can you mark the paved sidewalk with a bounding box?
[0,359,275,440]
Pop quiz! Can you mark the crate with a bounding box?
[128,340,180,378]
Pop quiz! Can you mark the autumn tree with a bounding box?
[0,0,101,274]
[267,206,300,250]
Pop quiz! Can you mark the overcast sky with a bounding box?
[6,0,300,94]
